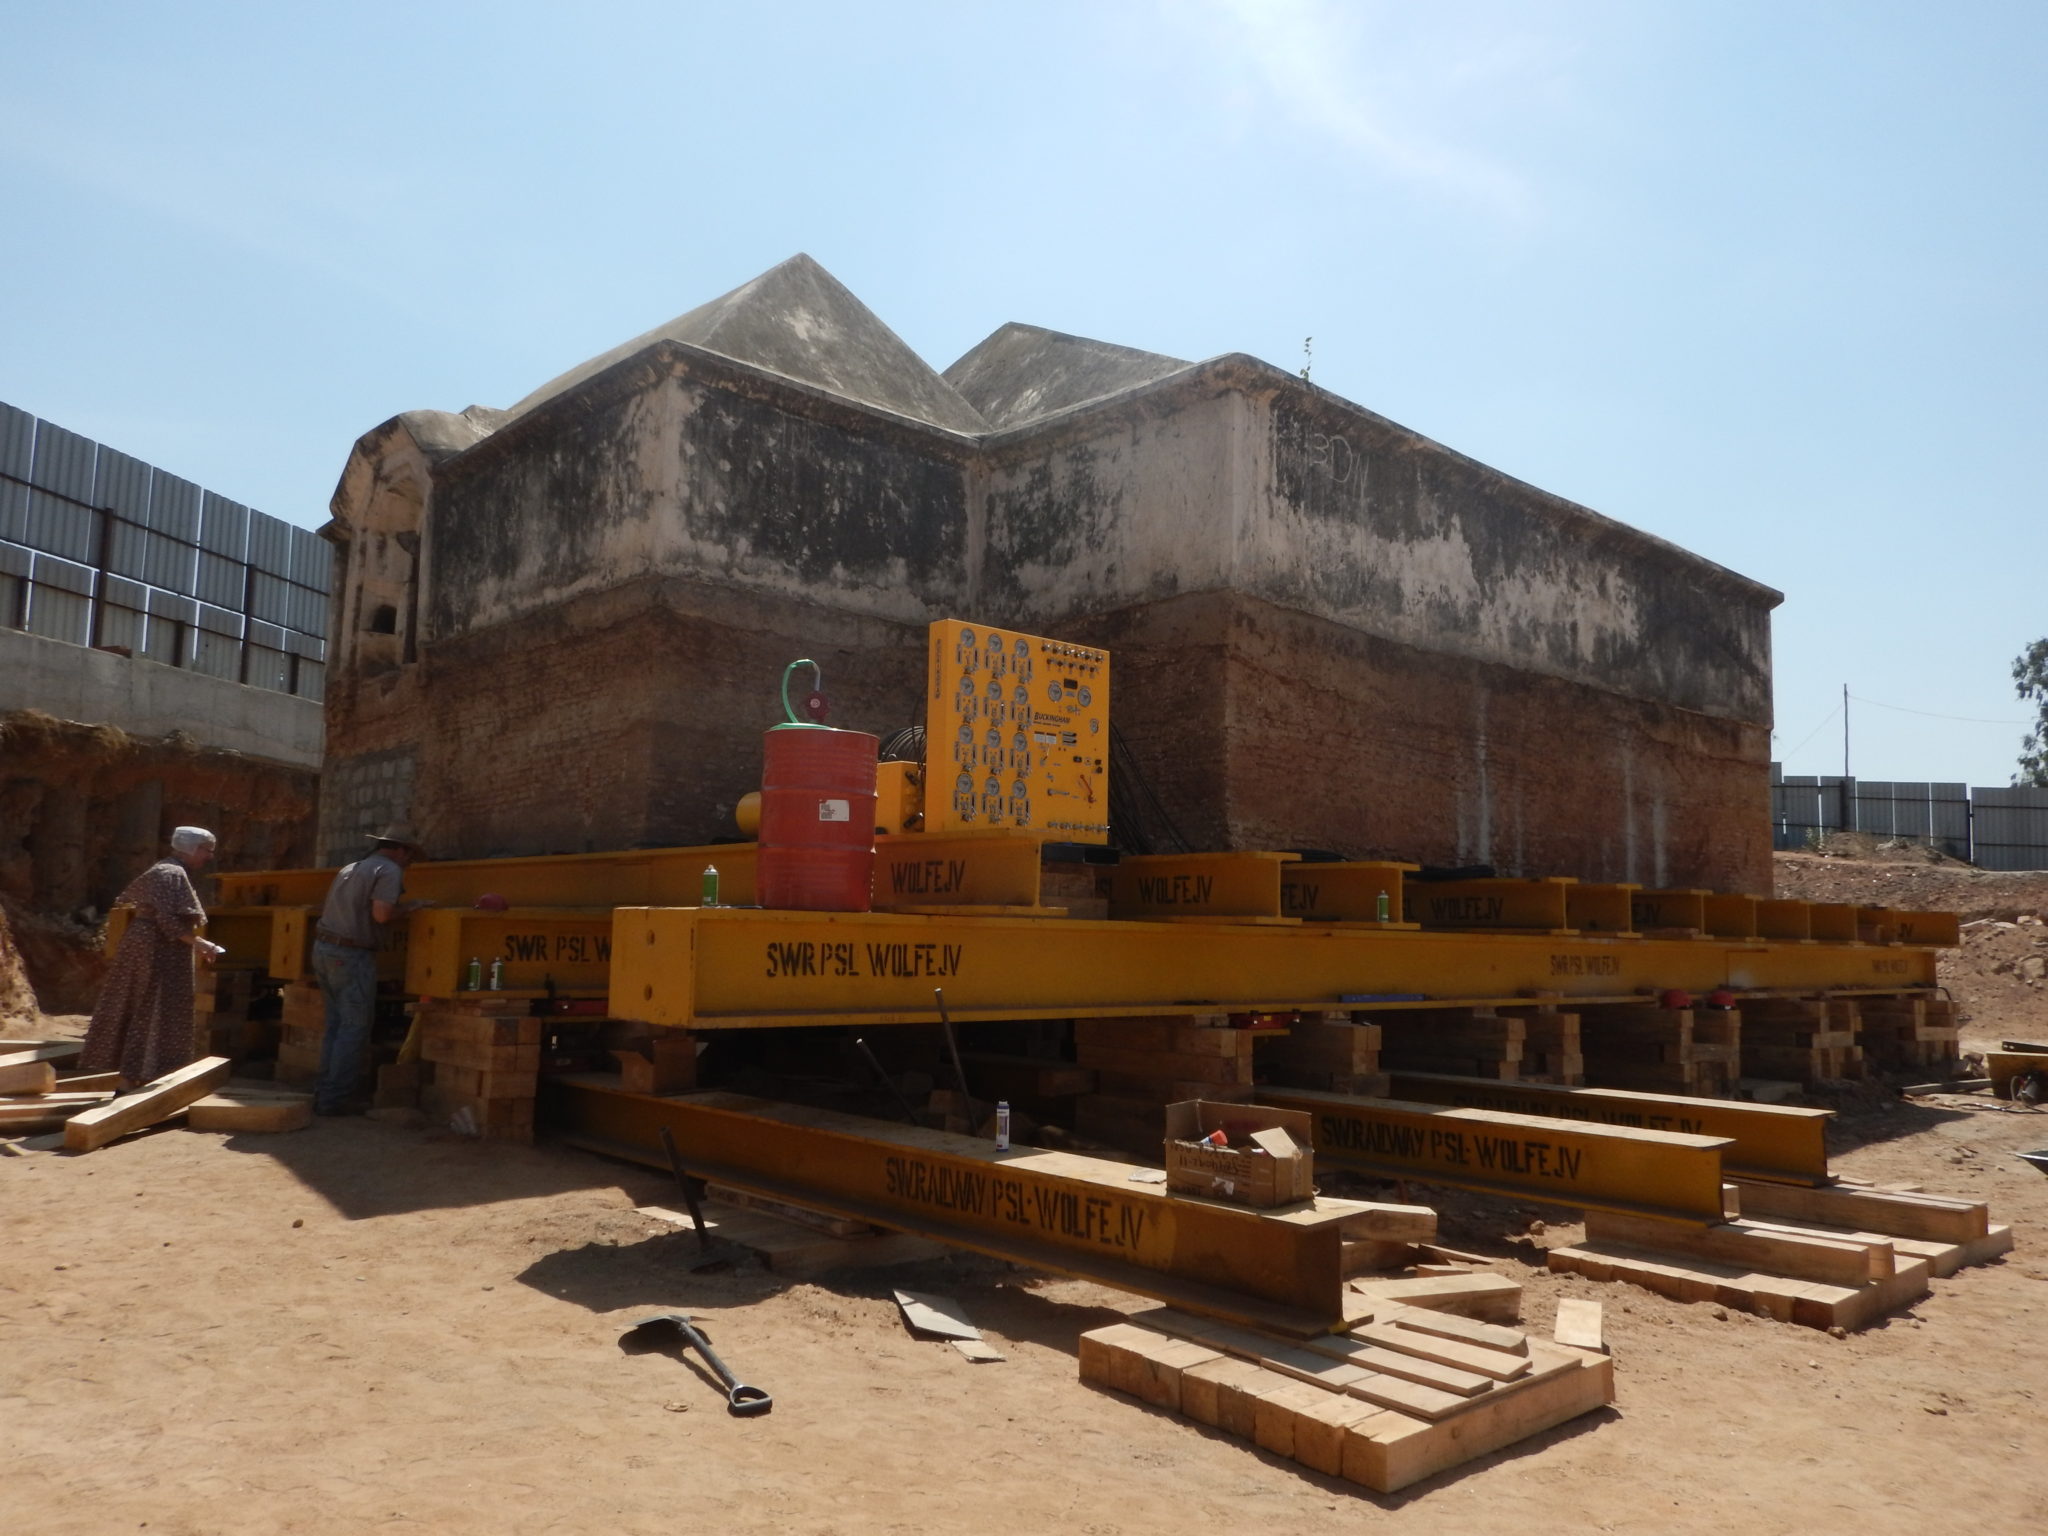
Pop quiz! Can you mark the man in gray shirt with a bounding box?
[312,828,421,1114]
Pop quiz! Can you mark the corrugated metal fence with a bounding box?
[0,401,328,699]
[1771,764,2048,871]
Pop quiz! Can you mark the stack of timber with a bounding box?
[1546,1176,2010,1330]
[0,1041,115,1135]
[1376,1009,1528,1082]
[957,1051,1097,1124]
[1072,1015,1258,1153]
[275,983,328,1088]
[191,967,273,1061]
[1855,995,1961,1076]
[415,1000,540,1141]
[1577,1005,1739,1097]
[1513,1006,1583,1085]
[1079,1304,1612,1493]
[1739,999,1864,1085]
[1264,1011,1388,1096]
[63,1056,233,1151]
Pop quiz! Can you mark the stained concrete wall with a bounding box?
[426,352,975,643]
[322,309,1783,889]
[1,628,323,767]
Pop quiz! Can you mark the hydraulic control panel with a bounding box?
[925,619,1110,843]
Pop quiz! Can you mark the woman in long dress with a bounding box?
[80,826,217,1086]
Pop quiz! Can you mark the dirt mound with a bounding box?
[1774,850,2048,1048]
[0,902,43,1032]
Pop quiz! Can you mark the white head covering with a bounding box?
[170,826,217,855]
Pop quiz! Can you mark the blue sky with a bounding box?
[3,1,2041,784]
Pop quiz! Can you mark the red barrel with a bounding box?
[756,726,878,911]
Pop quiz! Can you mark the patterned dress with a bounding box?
[81,858,205,1086]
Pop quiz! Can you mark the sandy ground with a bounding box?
[9,846,2048,1534]
[6,1092,2048,1536]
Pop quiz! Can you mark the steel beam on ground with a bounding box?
[607,907,1942,1029]
[1253,1088,1733,1223]
[545,1079,1356,1336]
[1382,1071,1832,1187]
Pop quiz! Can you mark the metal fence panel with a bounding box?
[198,491,249,558]
[25,553,93,643]
[0,403,34,543]
[194,550,245,609]
[22,421,98,564]
[248,570,295,626]
[290,524,331,592]
[1972,786,2048,872]
[148,470,201,540]
[247,510,292,576]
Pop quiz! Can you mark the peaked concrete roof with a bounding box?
[507,254,988,434]
[943,323,1196,431]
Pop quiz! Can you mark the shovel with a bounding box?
[626,1312,774,1416]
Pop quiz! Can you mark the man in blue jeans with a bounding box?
[312,826,422,1115]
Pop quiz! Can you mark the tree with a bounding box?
[2017,638,2048,787]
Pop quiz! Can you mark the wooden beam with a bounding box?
[0,1060,57,1095]
[186,1089,314,1134]
[64,1057,233,1152]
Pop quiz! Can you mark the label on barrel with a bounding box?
[817,798,851,822]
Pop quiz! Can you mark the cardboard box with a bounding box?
[1163,1100,1315,1207]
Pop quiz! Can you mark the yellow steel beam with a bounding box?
[1633,889,1708,932]
[545,1080,1357,1336]
[404,908,616,996]
[219,843,760,911]
[1382,1071,1832,1186]
[1110,851,1300,921]
[1406,877,1576,934]
[1566,883,1639,936]
[1280,861,1419,926]
[607,907,1942,1029]
[872,831,1048,911]
[1254,1088,1733,1223]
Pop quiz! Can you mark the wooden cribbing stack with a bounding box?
[1739,998,1864,1084]
[414,999,541,1141]
[1576,1005,1739,1098]
[1079,1304,1613,1492]
[1072,1015,1261,1153]
[1854,995,1960,1076]
[1375,1009,1528,1082]
[191,967,273,1062]
[275,982,328,1088]
[1264,1011,1388,1096]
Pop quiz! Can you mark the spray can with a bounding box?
[701,864,720,907]
[465,956,482,991]
[995,1100,1012,1151]
[1376,889,1390,923]
[488,956,505,991]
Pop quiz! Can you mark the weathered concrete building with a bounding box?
[322,255,1780,891]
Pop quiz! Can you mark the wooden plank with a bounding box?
[0,1092,115,1130]
[1179,1356,1281,1427]
[1350,1321,1533,1381]
[1327,1199,1439,1243]
[1371,1303,1529,1355]
[1553,1298,1605,1352]
[64,1057,233,1152]
[1341,1351,1614,1493]
[53,1070,124,1092]
[1731,1178,1989,1244]
[186,1090,313,1133]
[1295,1333,1494,1397]
[0,1059,58,1094]
[0,1042,84,1066]
[1583,1210,1895,1287]
[1346,1271,1523,1324]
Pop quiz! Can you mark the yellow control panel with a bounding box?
[925,619,1109,842]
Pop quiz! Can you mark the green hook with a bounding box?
[781,659,822,725]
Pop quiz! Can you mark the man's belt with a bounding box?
[315,928,378,950]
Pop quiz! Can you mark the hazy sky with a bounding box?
[3,2,2041,784]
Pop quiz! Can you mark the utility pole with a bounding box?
[1841,683,1852,834]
